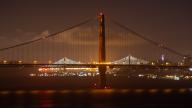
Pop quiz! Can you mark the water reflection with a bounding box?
[0,89,192,108]
[39,93,54,108]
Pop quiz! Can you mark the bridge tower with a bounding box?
[98,12,107,88]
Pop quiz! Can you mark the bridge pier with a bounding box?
[98,66,106,88]
[98,12,107,88]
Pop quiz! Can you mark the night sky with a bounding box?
[0,0,191,57]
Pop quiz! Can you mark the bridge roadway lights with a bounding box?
[98,12,107,89]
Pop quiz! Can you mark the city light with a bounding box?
[189,68,192,72]
[33,60,37,64]
[151,62,155,65]
[18,60,22,64]
[165,62,170,65]
[3,60,7,64]
[138,74,144,77]
[65,67,98,71]
[29,73,36,77]
[161,54,165,61]
[165,75,180,80]
[48,60,52,64]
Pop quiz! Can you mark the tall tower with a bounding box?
[98,12,106,88]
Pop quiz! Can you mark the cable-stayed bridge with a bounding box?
[0,13,191,88]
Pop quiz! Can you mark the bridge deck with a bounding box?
[0,64,190,69]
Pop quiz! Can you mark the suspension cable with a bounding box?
[0,18,94,51]
[111,19,185,57]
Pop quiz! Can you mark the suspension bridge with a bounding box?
[0,12,191,88]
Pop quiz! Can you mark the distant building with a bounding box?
[182,55,191,66]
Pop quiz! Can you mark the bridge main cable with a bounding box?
[111,19,185,57]
[0,18,94,51]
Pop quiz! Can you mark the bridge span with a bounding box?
[0,12,191,88]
